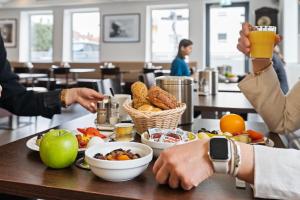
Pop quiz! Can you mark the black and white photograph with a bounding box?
[0,19,16,47]
[103,14,140,42]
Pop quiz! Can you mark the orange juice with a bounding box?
[249,31,276,59]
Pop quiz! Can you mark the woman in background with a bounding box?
[170,39,193,76]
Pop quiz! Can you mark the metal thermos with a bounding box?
[198,69,218,95]
[156,76,194,125]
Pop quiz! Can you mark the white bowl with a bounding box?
[141,132,197,157]
[85,142,153,182]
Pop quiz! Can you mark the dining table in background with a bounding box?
[194,91,255,120]
[0,114,285,200]
[16,73,49,87]
[218,82,240,93]
[69,68,96,81]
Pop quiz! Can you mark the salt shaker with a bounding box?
[96,100,107,125]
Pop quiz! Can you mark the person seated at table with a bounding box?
[153,22,300,199]
[272,46,289,94]
[0,34,103,118]
[170,39,193,76]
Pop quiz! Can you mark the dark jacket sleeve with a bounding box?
[0,36,62,118]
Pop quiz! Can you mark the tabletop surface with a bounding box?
[16,73,48,79]
[69,68,96,73]
[0,114,283,200]
[194,92,255,113]
[218,83,240,93]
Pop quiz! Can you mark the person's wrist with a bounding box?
[63,88,77,107]
[252,58,272,73]
[202,139,214,173]
[237,143,254,184]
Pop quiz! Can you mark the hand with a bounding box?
[153,139,214,190]
[237,22,282,72]
[64,88,103,112]
[237,22,282,56]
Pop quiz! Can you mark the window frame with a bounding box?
[70,10,100,63]
[150,6,190,63]
[29,12,54,62]
[205,2,249,72]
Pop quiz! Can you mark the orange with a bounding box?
[220,114,246,134]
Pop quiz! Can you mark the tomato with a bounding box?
[77,128,86,134]
[247,130,264,140]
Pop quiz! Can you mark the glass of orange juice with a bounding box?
[249,26,276,59]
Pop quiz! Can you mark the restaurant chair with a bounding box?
[101,78,122,95]
[51,65,77,89]
[100,67,121,79]
[142,73,156,88]
[77,79,103,93]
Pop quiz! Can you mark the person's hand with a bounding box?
[153,139,214,190]
[237,22,282,56]
[64,88,103,112]
[237,22,282,73]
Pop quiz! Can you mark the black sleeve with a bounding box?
[0,35,62,118]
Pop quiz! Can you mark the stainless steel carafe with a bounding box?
[198,68,218,95]
[156,76,194,125]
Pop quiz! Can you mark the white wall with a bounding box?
[0,0,280,67]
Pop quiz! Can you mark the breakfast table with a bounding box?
[0,114,285,200]
[194,92,256,115]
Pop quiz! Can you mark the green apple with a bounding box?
[39,129,78,169]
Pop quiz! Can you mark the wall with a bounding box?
[0,0,280,67]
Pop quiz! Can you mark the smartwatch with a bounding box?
[208,136,231,174]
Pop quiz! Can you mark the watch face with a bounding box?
[210,138,229,160]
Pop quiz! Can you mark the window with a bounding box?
[30,14,53,62]
[151,8,189,62]
[206,3,249,74]
[72,11,100,62]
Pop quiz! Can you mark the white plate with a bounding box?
[26,136,86,152]
[26,131,114,152]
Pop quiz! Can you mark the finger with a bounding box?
[168,171,180,189]
[237,44,250,56]
[238,37,250,50]
[180,180,193,191]
[153,156,163,174]
[155,163,170,185]
[242,22,251,36]
[77,98,97,113]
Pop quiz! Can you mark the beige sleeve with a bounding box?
[238,66,300,134]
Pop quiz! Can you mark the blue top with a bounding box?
[170,57,191,76]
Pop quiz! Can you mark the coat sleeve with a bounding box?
[254,145,300,199]
[238,65,300,134]
[0,35,61,118]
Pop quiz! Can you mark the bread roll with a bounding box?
[131,82,150,109]
[137,104,154,112]
[147,86,177,110]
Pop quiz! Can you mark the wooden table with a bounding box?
[0,114,284,200]
[194,92,255,114]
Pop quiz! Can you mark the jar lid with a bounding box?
[97,101,106,109]
[155,76,193,85]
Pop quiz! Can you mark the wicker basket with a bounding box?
[123,100,186,134]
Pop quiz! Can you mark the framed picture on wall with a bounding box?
[103,14,140,43]
[0,19,17,48]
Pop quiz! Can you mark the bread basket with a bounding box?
[123,100,186,134]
